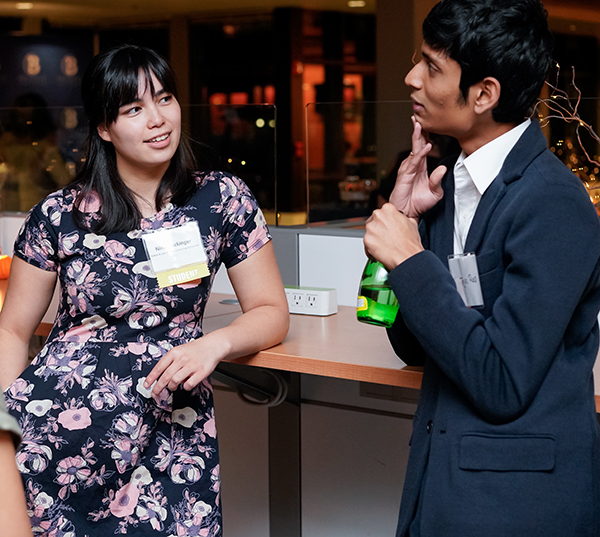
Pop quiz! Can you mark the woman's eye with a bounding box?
[123,106,141,115]
[160,94,173,104]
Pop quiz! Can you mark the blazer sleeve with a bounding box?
[385,214,432,367]
[386,313,426,366]
[388,175,600,424]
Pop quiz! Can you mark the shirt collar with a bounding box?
[458,119,531,196]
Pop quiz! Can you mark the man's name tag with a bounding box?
[141,221,209,288]
[448,253,484,308]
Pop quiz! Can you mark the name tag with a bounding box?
[141,221,209,288]
[448,252,484,308]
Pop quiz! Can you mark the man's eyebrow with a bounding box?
[422,50,443,70]
[421,51,434,63]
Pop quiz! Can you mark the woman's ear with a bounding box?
[97,124,111,143]
[471,76,501,116]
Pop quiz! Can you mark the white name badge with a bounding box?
[448,252,484,308]
[141,221,209,288]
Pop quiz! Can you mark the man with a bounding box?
[363,1,600,535]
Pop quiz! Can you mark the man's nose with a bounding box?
[404,63,420,89]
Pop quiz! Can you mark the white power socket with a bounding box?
[284,286,338,316]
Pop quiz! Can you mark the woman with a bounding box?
[0,45,289,536]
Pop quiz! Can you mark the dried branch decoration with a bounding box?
[536,63,600,168]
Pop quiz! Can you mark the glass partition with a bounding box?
[0,103,278,223]
[187,103,277,223]
[0,104,85,213]
[305,99,600,223]
[305,100,460,224]
[2,98,599,225]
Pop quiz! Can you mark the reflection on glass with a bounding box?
[187,103,277,223]
[0,103,278,223]
[0,94,74,212]
[305,99,600,224]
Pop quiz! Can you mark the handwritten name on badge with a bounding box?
[448,253,484,308]
[141,221,210,289]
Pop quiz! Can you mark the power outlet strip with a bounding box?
[284,286,337,316]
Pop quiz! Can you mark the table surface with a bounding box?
[204,293,600,413]
[204,293,424,390]
[5,282,598,411]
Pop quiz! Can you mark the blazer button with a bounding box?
[426,420,433,434]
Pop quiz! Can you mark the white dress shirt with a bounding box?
[453,119,531,254]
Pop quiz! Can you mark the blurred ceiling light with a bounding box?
[347,0,366,7]
[16,2,33,9]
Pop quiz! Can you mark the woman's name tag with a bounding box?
[141,221,209,288]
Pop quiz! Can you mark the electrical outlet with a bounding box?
[284,286,337,316]
[306,294,318,308]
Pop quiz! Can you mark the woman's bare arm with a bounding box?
[146,241,290,394]
[0,257,57,388]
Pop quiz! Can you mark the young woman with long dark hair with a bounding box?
[0,44,289,536]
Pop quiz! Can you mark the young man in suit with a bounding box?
[363,0,600,535]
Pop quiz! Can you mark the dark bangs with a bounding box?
[83,46,179,130]
[72,44,198,234]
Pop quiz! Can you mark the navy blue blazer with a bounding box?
[387,121,600,537]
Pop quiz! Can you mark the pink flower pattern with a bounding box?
[7,172,267,535]
[57,406,92,430]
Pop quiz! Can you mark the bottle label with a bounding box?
[357,296,367,311]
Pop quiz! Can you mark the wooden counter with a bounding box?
[3,279,598,412]
[205,293,423,390]
[205,293,600,413]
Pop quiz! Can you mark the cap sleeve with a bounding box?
[217,173,271,269]
[13,193,64,272]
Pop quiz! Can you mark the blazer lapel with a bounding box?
[463,177,506,253]
[463,121,548,254]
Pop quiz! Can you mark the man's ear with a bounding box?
[97,124,112,143]
[470,76,501,116]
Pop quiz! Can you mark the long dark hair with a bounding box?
[71,44,197,233]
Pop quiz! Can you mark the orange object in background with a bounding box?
[0,256,12,279]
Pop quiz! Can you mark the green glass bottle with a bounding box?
[357,259,399,328]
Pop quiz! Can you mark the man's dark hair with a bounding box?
[423,0,554,124]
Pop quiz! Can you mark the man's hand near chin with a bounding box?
[389,116,446,218]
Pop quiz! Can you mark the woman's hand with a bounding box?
[389,116,446,218]
[145,241,289,397]
[144,333,227,395]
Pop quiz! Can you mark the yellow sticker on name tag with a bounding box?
[156,263,210,288]
[141,221,209,289]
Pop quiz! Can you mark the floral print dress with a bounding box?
[5,171,270,537]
